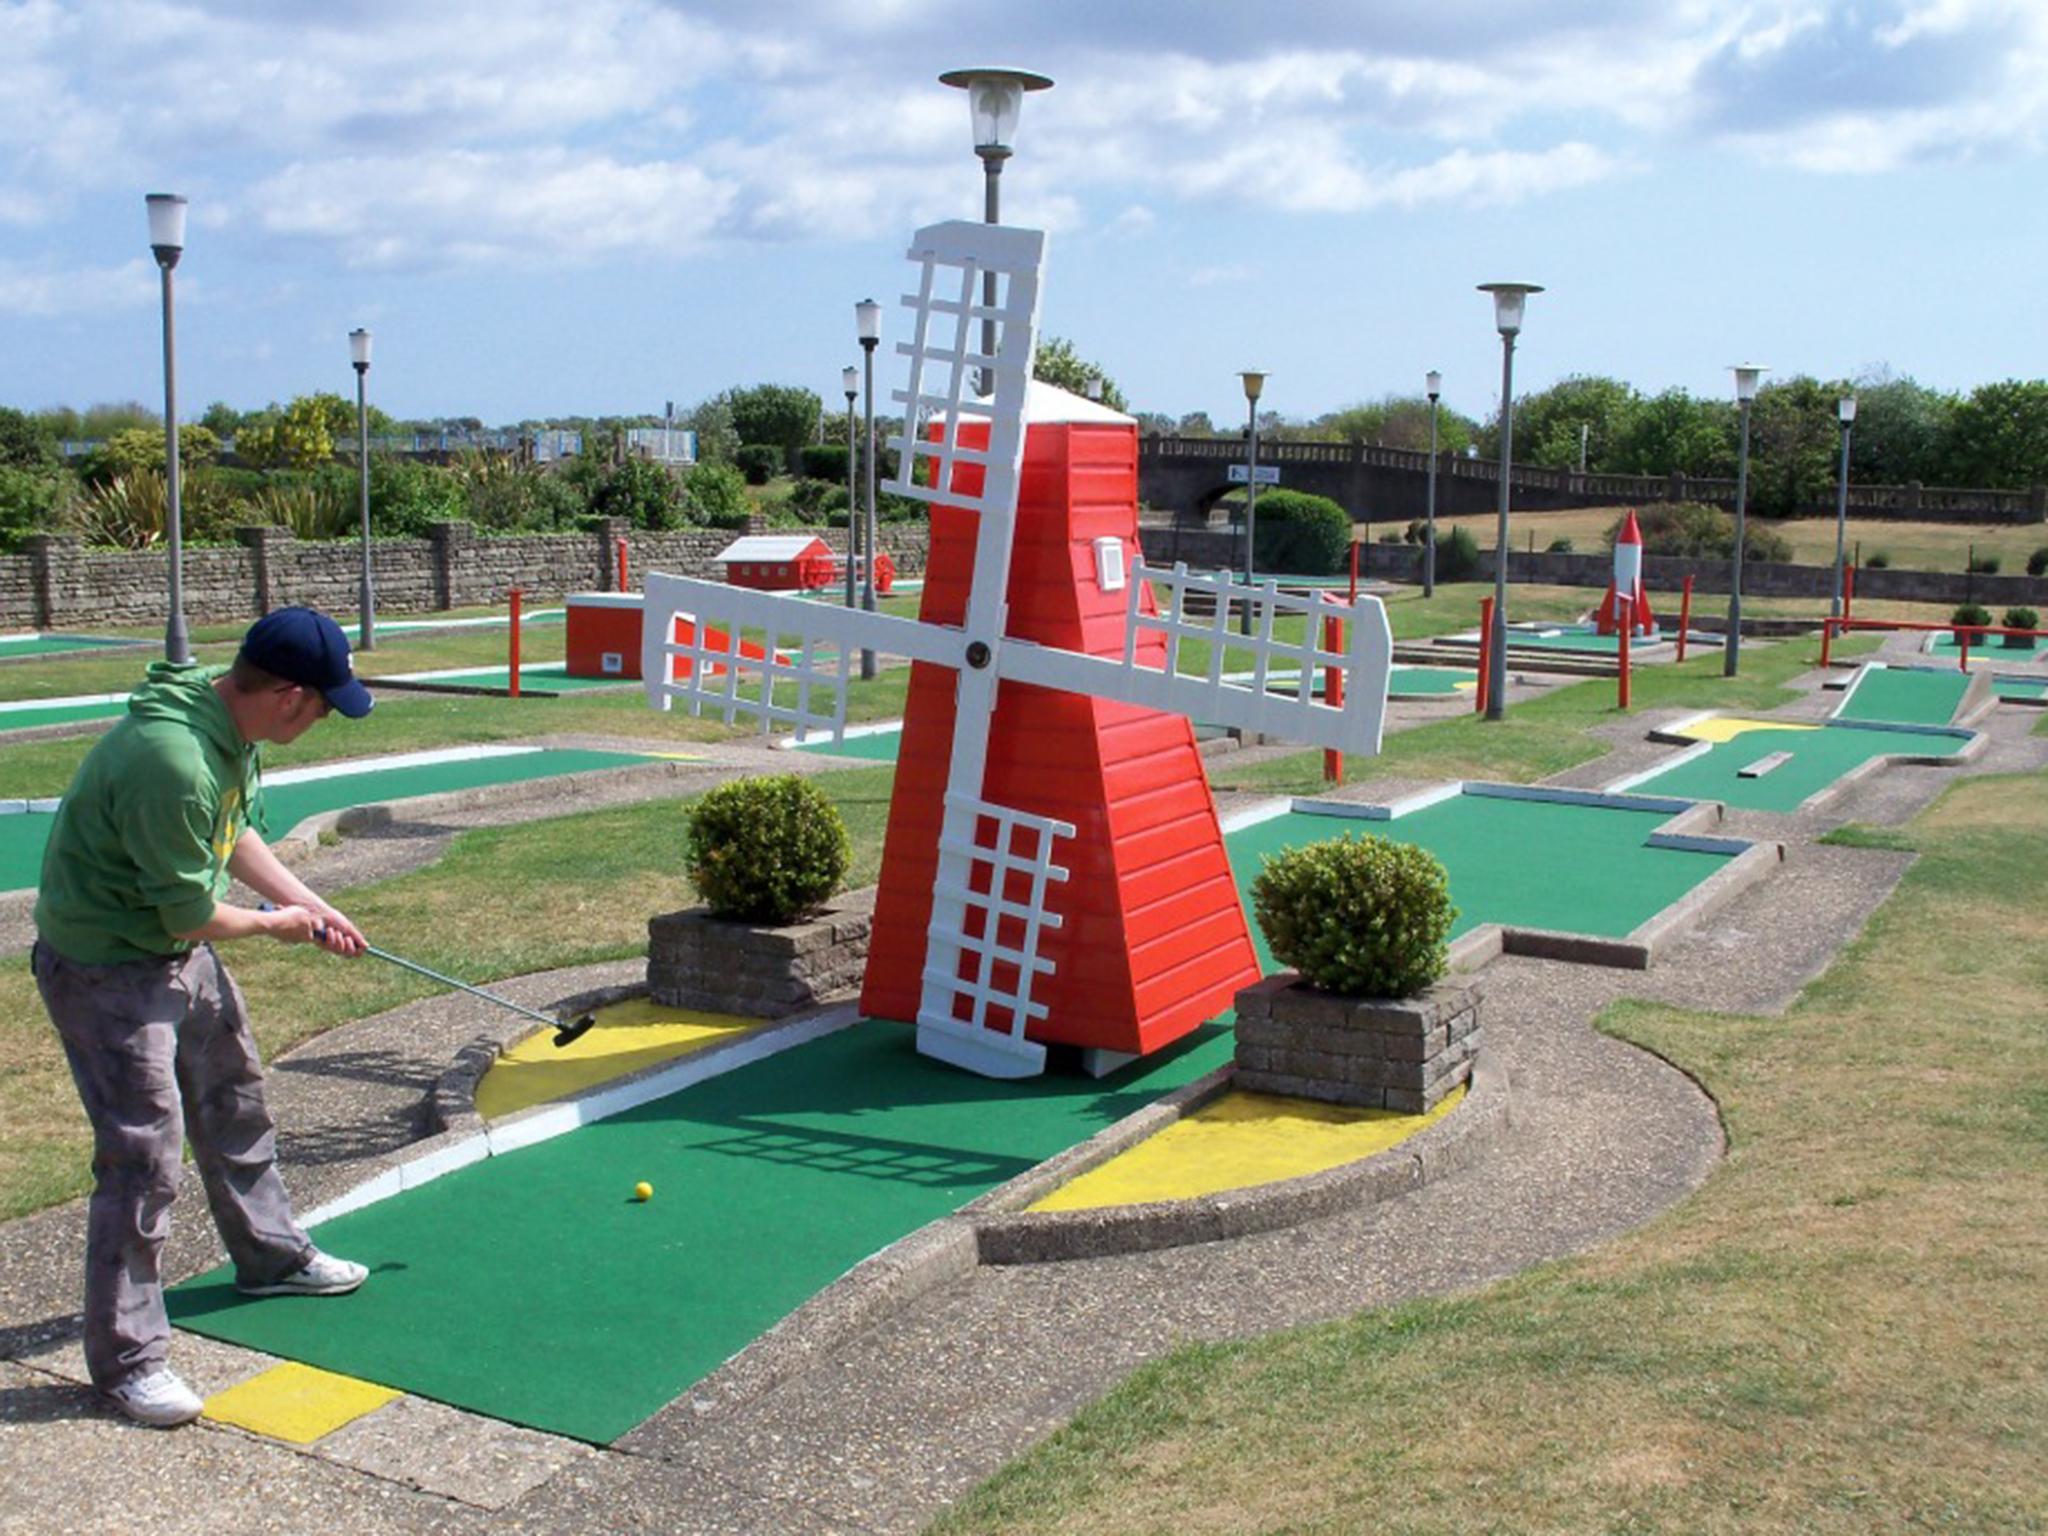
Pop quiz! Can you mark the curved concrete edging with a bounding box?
[968,1052,1512,1265]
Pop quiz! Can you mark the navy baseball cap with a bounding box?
[240,607,374,718]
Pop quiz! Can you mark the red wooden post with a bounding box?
[1617,595,1632,710]
[1843,563,1856,620]
[1821,616,1834,669]
[1959,625,1970,673]
[1475,596,1494,715]
[1676,575,1694,663]
[1348,538,1359,604]
[616,536,630,592]
[1322,607,1344,785]
[508,587,523,698]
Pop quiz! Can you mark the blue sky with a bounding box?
[4,0,2046,429]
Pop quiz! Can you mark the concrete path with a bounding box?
[3,684,2043,1534]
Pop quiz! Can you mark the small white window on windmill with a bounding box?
[1092,536,1126,593]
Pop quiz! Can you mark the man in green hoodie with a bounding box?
[34,607,377,1428]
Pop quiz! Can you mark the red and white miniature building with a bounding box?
[565,591,775,683]
[1595,509,1658,636]
[715,535,838,591]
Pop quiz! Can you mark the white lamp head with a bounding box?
[349,328,373,371]
[855,297,881,345]
[1426,369,1442,401]
[1238,369,1267,404]
[1478,282,1543,336]
[1838,394,1858,424]
[938,67,1054,154]
[1730,364,1767,403]
[145,193,188,265]
[842,365,859,398]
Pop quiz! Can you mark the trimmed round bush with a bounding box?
[2027,547,2048,578]
[1865,550,1891,569]
[1968,553,2002,574]
[1951,603,1993,642]
[733,443,781,486]
[1252,833,1456,998]
[1438,525,1481,581]
[685,775,850,925]
[2003,607,2038,644]
[1250,489,1351,576]
[1547,536,1575,554]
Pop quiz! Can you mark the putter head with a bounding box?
[552,1014,596,1049]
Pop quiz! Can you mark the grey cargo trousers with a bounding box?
[33,939,314,1391]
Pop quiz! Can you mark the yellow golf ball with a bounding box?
[633,1181,653,1202]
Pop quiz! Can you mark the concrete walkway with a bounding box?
[3,684,2043,1534]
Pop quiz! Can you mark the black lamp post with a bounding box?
[147,193,190,662]
[1424,368,1442,598]
[350,328,375,650]
[1832,394,1857,619]
[1477,282,1542,720]
[1724,364,1766,677]
[938,67,1053,394]
[1237,369,1266,636]
[856,299,881,681]
[842,364,859,612]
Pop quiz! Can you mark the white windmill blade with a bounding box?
[874,220,1060,1079]
[639,571,948,744]
[996,562,1395,757]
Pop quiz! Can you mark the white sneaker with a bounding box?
[104,1367,204,1428]
[236,1250,368,1297]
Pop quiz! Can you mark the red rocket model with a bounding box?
[1595,509,1657,636]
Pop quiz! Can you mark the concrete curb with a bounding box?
[968,1052,1512,1265]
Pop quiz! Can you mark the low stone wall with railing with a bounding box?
[6,518,930,632]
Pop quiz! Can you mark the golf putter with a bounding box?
[268,905,597,1046]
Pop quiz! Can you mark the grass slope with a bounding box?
[936,770,2048,1534]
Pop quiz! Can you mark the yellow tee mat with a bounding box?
[205,1362,399,1444]
[1029,1084,1465,1211]
[474,997,769,1120]
[1673,715,1821,743]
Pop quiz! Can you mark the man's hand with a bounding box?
[311,906,367,958]
[261,904,327,946]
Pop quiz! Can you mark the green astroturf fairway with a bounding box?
[1632,724,1967,812]
[1927,632,2037,657]
[1835,666,1971,726]
[169,1019,1232,1443]
[384,662,632,692]
[0,747,652,892]
[1389,666,1476,696]
[0,697,126,733]
[0,633,137,656]
[1996,677,2048,701]
[1226,793,1733,949]
[792,725,903,761]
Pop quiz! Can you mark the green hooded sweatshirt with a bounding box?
[35,662,263,965]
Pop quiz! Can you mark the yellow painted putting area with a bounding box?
[204,1362,399,1444]
[1630,718,1969,811]
[474,997,769,1120]
[1029,1085,1464,1211]
[1671,715,1820,744]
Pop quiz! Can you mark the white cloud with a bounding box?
[0,256,157,317]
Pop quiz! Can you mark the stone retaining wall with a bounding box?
[647,896,873,1018]
[1233,975,1481,1113]
[7,518,932,630]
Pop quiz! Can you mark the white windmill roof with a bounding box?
[713,535,831,563]
[1023,380,1134,426]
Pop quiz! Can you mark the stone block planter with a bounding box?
[1232,974,1482,1113]
[647,889,873,1018]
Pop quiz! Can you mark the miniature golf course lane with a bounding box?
[0,632,136,656]
[0,694,128,733]
[1996,677,2048,701]
[1835,666,1972,726]
[1634,721,1967,812]
[0,746,654,892]
[169,1018,1232,1444]
[791,724,903,761]
[1228,794,1732,949]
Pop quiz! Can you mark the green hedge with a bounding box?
[1249,489,1350,576]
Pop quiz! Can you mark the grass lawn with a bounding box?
[0,765,899,1221]
[935,767,2048,1534]
[1424,503,2048,576]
